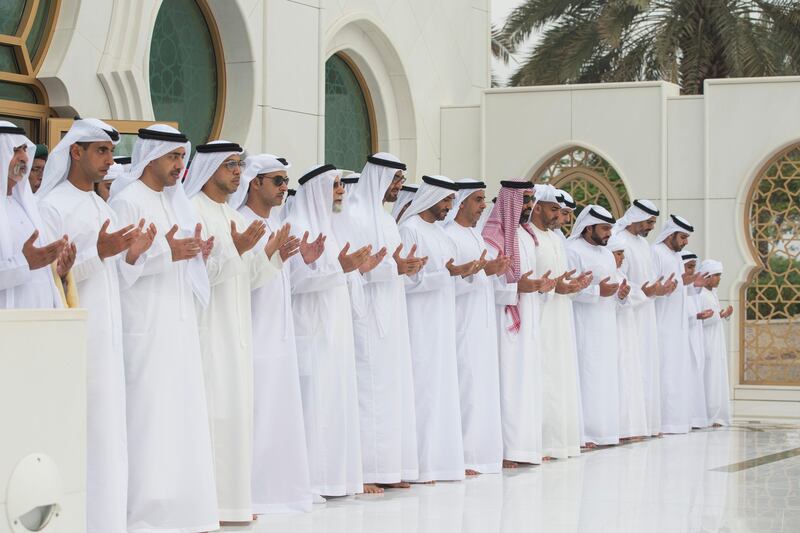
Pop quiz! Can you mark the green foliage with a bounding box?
[500,0,800,94]
[746,255,800,320]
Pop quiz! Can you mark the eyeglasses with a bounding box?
[258,175,289,186]
[392,174,406,185]
[221,160,246,171]
[523,195,534,204]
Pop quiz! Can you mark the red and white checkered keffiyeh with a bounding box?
[481,181,538,333]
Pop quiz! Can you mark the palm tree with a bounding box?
[500,0,800,94]
[491,24,515,87]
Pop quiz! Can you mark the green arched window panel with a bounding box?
[0,80,37,103]
[26,0,54,60]
[0,0,26,35]
[325,53,374,171]
[149,0,221,149]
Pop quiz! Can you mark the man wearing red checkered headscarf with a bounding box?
[481,179,555,467]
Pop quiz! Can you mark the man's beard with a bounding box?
[519,209,532,224]
[384,189,399,202]
[9,161,27,181]
[589,227,609,246]
[332,201,343,213]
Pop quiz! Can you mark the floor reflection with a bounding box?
[222,423,800,533]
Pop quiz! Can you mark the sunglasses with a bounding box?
[392,174,406,184]
[523,195,534,204]
[258,175,290,186]
[221,160,246,171]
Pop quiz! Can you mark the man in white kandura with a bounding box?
[399,175,476,482]
[2,121,71,310]
[285,164,367,499]
[444,178,506,475]
[652,214,696,434]
[682,250,712,429]
[697,259,732,426]
[567,205,629,447]
[612,199,673,436]
[334,153,423,493]
[37,119,143,533]
[231,153,323,513]
[107,125,219,533]
[607,234,649,439]
[184,140,290,524]
[482,180,555,466]
[530,184,589,459]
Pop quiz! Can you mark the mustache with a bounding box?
[12,162,27,176]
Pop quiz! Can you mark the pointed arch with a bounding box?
[530,145,631,233]
[740,142,800,385]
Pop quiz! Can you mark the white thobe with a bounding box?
[651,243,692,434]
[108,180,218,532]
[40,183,128,533]
[2,195,60,308]
[613,266,648,438]
[238,205,312,513]
[567,238,621,445]
[289,246,362,496]
[699,289,731,426]
[444,222,503,473]
[399,215,465,481]
[686,286,709,428]
[192,192,281,521]
[616,229,662,435]
[491,227,543,464]
[340,241,418,484]
[531,225,582,458]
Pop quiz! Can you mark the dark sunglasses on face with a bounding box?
[523,195,534,204]
[259,175,289,186]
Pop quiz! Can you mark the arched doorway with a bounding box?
[324,52,377,171]
[741,143,800,386]
[532,146,630,233]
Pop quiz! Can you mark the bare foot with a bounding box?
[581,442,597,449]
[363,483,384,494]
[543,456,555,462]
[713,423,722,428]
[252,514,258,520]
[378,481,411,489]
[416,480,436,485]
[465,469,480,476]
[503,459,519,468]
[220,521,252,526]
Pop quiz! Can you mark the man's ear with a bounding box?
[69,143,82,162]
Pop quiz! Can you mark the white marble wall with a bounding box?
[440,77,800,420]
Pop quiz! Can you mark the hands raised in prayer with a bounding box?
[660,273,678,295]
[483,253,511,277]
[617,278,631,300]
[517,270,554,293]
[555,269,584,294]
[166,224,202,261]
[446,257,479,278]
[696,309,714,320]
[265,223,292,259]
[393,244,426,275]
[125,220,158,265]
[97,219,139,260]
[56,239,77,278]
[338,242,372,273]
[598,276,620,297]
[720,305,734,319]
[232,220,266,256]
[693,272,709,288]
[299,231,326,264]
[359,246,388,274]
[641,276,664,297]
[279,233,301,262]
[22,230,66,270]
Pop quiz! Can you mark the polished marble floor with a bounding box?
[225,422,800,533]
